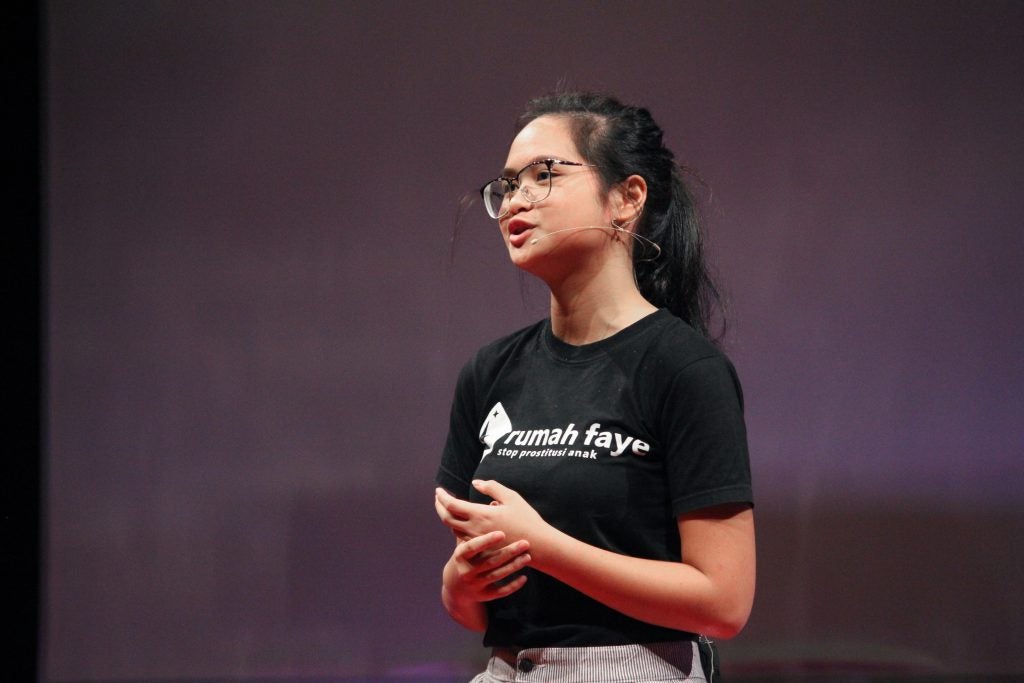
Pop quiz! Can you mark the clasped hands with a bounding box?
[434,479,548,602]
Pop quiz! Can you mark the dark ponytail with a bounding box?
[515,92,723,341]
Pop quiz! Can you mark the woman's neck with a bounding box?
[547,260,657,346]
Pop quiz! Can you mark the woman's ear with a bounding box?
[614,174,647,225]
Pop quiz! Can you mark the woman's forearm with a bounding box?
[530,510,755,639]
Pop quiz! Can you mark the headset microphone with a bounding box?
[527,223,661,261]
[528,225,608,245]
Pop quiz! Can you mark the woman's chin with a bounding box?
[506,242,546,274]
[507,247,535,270]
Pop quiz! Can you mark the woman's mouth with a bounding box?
[507,219,535,247]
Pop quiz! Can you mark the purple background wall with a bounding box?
[45,1,1023,680]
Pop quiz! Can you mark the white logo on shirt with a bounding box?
[479,402,651,461]
[479,402,512,460]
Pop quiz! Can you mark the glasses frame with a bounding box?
[479,158,598,219]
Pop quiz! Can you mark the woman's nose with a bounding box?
[506,187,531,215]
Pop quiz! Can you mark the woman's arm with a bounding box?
[435,480,756,639]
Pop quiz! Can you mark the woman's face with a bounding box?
[498,115,614,278]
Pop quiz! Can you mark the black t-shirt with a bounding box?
[436,309,752,647]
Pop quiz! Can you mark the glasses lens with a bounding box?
[519,162,552,203]
[483,180,506,219]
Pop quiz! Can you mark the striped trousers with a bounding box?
[470,640,707,683]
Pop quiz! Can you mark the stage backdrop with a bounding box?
[45,1,1023,680]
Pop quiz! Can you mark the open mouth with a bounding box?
[507,219,533,237]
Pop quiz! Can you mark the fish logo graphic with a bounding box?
[479,402,512,460]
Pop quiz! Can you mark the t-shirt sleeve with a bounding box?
[659,354,753,517]
[435,358,481,499]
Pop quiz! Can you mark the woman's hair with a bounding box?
[515,92,723,340]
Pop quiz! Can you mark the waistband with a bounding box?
[486,640,703,682]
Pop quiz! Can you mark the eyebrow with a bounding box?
[501,156,556,177]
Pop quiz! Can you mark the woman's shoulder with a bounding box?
[637,311,745,409]
[635,311,741,386]
[643,310,725,365]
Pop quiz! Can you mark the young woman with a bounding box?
[434,93,755,682]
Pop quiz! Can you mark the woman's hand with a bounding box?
[442,530,532,604]
[434,483,540,631]
[435,480,551,546]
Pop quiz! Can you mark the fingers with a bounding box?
[435,487,500,537]
[435,487,476,519]
[457,533,528,567]
[472,479,508,502]
[454,530,507,560]
[475,544,532,583]
[477,551,532,600]
[484,571,529,599]
[434,483,528,549]
[453,536,532,601]
[433,492,453,521]
[434,489,474,534]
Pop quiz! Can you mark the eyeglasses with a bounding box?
[479,158,598,219]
